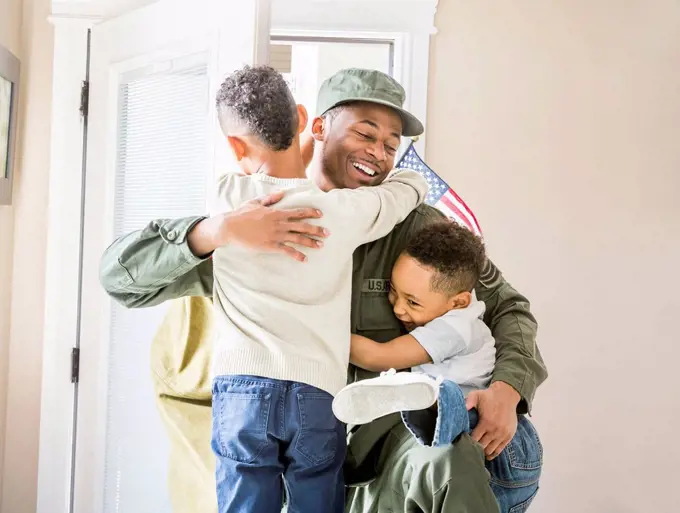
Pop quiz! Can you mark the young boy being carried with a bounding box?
[207,65,428,513]
[333,221,495,446]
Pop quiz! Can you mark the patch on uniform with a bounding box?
[479,259,502,287]
[361,279,390,293]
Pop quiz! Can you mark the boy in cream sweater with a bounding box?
[207,66,428,513]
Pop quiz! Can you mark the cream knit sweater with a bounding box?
[211,169,428,396]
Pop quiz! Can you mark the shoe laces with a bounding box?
[380,368,397,377]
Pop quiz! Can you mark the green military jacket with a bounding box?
[100,204,547,512]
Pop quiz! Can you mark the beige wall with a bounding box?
[0,0,23,503]
[0,0,53,511]
[428,1,680,511]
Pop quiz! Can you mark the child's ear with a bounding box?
[311,116,325,142]
[449,291,472,310]
[296,104,308,134]
[227,136,247,161]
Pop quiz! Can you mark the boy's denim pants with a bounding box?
[401,379,543,513]
[211,375,346,513]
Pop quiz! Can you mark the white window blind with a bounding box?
[270,43,292,74]
[103,56,209,513]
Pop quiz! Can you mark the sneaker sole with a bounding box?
[332,382,437,425]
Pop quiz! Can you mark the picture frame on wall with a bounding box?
[0,42,20,206]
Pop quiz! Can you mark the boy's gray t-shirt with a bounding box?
[411,294,496,392]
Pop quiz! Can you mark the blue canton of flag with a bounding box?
[396,142,482,236]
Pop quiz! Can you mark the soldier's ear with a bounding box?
[311,116,326,142]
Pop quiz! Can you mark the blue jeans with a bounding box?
[211,375,346,513]
[401,379,542,513]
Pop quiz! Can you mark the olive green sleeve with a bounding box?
[475,259,547,413]
[98,216,214,308]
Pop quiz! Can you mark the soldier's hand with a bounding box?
[466,381,520,460]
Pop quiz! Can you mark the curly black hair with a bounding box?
[404,221,486,295]
[216,65,298,151]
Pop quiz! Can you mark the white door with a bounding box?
[74,1,270,512]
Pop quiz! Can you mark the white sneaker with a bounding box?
[332,369,441,425]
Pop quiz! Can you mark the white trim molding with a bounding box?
[51,0,159,19]
[37,14,99,513]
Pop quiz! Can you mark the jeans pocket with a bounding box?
[508,487,539,513]
[295,392,339,465]
[506,417,543,470]
[212,389,271,464]
[489,416,542,488]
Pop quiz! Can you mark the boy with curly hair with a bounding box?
[333,221,495,447]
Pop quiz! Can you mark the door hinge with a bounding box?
[79,80,89,118]
[71,347,80,383]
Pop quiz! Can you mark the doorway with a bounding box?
[73,10,396,513]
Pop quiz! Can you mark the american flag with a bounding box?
[396,142,482,236]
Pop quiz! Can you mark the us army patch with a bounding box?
[361,279,390,293]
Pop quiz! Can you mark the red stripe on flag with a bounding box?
[447,188,482,234]
[440,194,475,232]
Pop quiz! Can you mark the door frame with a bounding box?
[39,1,438,512]
[37,14,95,513]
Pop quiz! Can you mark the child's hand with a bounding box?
[188,191,329,261]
